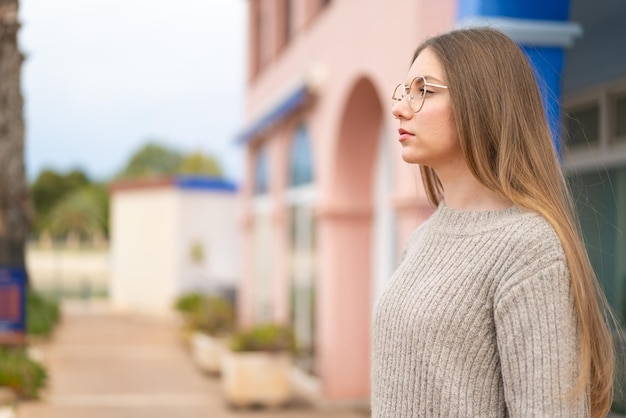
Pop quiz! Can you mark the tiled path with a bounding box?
[18,302,368,418]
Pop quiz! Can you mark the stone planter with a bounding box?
[0,388,17,418]
[221,349,292,407]
[190,331,227,374]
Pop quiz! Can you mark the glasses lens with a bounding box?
[392,84,405,108]
[408,77,426,113]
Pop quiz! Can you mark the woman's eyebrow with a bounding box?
[423,75,445,84]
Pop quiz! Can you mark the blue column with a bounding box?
[456,0,580,156]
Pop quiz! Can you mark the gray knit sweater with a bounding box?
[371,203,589,417]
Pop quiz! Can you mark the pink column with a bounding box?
[315,205,373,399]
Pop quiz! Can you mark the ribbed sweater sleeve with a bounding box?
[371,203,590,418]
[494,254,588,417]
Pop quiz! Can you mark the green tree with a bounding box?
[178,151,223,177]
[45,185,108,241]
[115,142,183,180]
[30,169,90,235]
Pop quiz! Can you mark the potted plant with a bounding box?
[222,324,296,408]
[173,292,204,346]
[189,295,235,374]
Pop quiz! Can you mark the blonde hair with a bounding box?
[414,28,615,417]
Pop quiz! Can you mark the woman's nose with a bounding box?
[392,98,410,120]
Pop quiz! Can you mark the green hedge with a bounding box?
[27,290,60,337]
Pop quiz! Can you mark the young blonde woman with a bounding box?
[372,28,615,417]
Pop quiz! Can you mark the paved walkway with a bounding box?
[18,301,368,418]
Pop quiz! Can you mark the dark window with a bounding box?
[565,104,599,148]
[615,95,626,140]
[253,2,261,72]
[255,148,269,195]
[284,0,292,44]
[289,125,314,187]
[567,167,626,328]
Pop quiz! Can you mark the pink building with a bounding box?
[237,0,456,403]
[236,0,626,412]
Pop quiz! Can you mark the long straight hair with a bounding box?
[413,28,615,417]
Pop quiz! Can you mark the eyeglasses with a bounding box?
[392,76,448,113]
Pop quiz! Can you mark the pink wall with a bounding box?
[240,0,457,402]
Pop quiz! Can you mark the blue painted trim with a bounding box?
[236,83,310,145]
[457,0,570,21]
[456,17,582,47]
[175,175,238,192]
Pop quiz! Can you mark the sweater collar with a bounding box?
[429,201,525,235]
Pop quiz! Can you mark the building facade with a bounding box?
[237,0,626,409]
[110,176,239,315]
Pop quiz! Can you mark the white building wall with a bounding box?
[177,189,240,295]
[110,188,178,315]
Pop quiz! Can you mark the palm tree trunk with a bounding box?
[0,0,31,277]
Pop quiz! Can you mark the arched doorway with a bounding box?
[316,76,385,399]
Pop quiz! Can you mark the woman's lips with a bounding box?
[398,128,413,142]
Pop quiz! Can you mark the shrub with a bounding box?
[229,324,296,353]
[174,293,235,336]
[0,348,47,399]
[190,296,235,336]
[173,292,204,316]
[27,290,60,337]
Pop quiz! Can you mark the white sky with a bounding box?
[19,0,247,182]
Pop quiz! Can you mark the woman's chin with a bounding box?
[400,150,423,165]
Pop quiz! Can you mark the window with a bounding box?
[565,104,599,148]
[567,168,626,327]
[249,0,262,78]
[284,0,292,45]
[253,144,272,322]
[287,124,316,373]
[564,82,626,409]
[615,95,626,140]
[567,168,626,412]
[254,147,269,195]
[254,209,273,323]
[250,0,272,76]
[289,203,316,374]
[289,125,314,187]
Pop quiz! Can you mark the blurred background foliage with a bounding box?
[30,140,223,242]
[114,141,223,181]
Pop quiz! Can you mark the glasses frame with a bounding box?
[392,76,449,113]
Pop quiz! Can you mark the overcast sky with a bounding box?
[19,0,247,182]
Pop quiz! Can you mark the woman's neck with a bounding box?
[434,164,513,211]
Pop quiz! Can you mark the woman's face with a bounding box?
[392,48,462,170]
